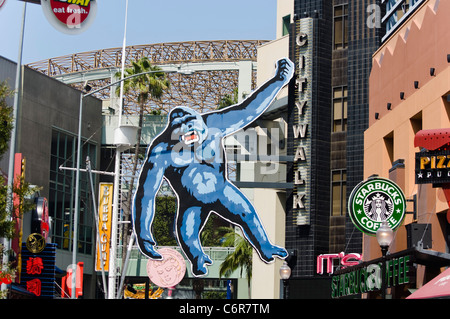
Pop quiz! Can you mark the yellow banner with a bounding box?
[95,183,113,272]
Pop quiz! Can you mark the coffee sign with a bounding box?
[331,255,412,298]
[348,177,406,235]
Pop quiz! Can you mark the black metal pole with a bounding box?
[381,245,388,299]
[283,279,289,299]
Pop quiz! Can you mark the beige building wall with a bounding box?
[250,0,293,299]
[276,0,294,39]
[364,0,450,267]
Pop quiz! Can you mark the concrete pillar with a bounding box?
[251,188,286,298]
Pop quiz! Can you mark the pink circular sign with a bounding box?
[147,248,186,288]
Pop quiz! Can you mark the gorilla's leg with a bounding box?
[176,206,213,276]
[217,183,288,263]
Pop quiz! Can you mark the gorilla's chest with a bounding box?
[167,140,226,202]
[167,163,224,204]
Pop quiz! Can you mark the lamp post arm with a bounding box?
[83,69,178,98]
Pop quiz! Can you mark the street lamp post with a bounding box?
[376,220,394,299]
[279,261,291,299]
[1,1,27,296]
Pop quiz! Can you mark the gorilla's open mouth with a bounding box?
[181,130,199,144]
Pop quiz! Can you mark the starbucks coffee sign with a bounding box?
[348,177,406,235]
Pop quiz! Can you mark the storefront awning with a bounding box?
[334,247,450,275]
[414,128,450,151]
[331,248,450,299]
[407,267,450,299]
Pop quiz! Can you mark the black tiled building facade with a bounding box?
[345,0,384,253]
[285,0,383,282]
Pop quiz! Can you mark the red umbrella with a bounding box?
[407,267,450,299]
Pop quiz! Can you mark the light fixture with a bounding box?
[279,261,291,299]
[83,80,91,92]
[375,112,379,120]
[414,81,419,89]
[376,220,394,248]
[279,261,291,280]
[177,68,195,75]
[387,103,392,110]
[376,220,394,299]
[430,68,436,76]
[400,92,405,100]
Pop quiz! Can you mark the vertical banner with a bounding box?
[20,239,56,298]
[292,18,314,225]
[95,183,113,272]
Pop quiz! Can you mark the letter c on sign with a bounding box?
[296,33,308,47]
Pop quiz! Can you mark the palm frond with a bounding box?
[114,58,170,103]
[218,227,253,287]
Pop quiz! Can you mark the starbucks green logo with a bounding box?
[348,178,406,235]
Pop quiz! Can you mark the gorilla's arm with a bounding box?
[204,58,294,136]
[132,143,168,247]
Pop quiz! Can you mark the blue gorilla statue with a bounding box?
[132,58,294,276]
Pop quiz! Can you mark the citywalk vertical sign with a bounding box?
[291,18,314,225]
[41,0,97,35]
[95,183,113,272]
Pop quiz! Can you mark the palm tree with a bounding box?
[217,88,238,110]
[115,57,170,263]
[218,227,253,298]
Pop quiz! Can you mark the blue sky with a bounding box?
[0,0,277,64]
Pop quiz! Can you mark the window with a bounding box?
[384,131,394,166]
[383,0,425,42]
[332,86,348,132]
[225,145,240,182]
[49,129,96,255]
[282,15,291,36]
[331,170,347,216]
[333,4,348,49]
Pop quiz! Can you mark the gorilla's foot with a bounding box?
[137,239,162,260]
[191,254,213,276]
[259,244,288,263]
